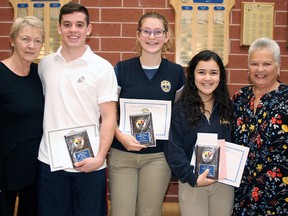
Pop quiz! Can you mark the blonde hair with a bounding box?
[10,16,44,42]
[135,12,173,55]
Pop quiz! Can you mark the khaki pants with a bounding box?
[179,181,234,216]
[108,148,171,216]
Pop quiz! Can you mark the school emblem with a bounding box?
[73,136,85,150]
[202,149,214,162]
[135,117,147,130]
[142,108,150,113]
[161,80,171,92]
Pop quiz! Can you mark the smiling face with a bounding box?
[58,11,91,51]
[248,48,280,91]
[12,26,43,63]
[136,17,169,56]
[194,59,220,101]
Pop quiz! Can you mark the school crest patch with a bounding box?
[161,80,171,92]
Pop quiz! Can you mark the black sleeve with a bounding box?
[164,105,198,187]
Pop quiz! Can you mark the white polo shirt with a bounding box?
[38,45,118,171]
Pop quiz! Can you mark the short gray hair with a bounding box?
[248,37,281,66]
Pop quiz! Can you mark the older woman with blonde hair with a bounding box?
[0,16,44,215]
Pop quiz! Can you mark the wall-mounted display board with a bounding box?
[241,2,274,46]
[169,0,235,67]
[9,0,69,60]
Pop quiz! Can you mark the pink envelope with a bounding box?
[218,139,227,179]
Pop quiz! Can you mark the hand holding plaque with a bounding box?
[195,145,220,180]
[64,129,94,167]
[192,133,249,186]
[129,112,156,147]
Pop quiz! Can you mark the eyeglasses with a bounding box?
[139,29,166,38]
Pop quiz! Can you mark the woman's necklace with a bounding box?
[203,97,214,103]
[202,97,214,120]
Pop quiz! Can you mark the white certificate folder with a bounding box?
[119,98,171,140]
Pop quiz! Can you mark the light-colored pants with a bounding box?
[108,148,171,216]
[179,181,234,216]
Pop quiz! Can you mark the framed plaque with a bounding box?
[64,129,94,166]
[241,2,274,46]
[195,145,220,180]
[129,112,156,147]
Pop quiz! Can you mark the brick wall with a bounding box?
[0,0,287,91]
[0,0,287,202]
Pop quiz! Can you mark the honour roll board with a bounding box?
[170,0,235,66]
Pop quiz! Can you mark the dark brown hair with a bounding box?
[59,1,90,25]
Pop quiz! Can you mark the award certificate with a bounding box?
[218,142,249,187]
[119,98,171,140]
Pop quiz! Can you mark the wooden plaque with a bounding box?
[170,0,235,66]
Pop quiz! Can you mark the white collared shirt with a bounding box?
[38,45,118,171]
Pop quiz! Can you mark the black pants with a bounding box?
[38,162,107,216]
[0,184,37,216]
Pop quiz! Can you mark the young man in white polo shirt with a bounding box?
[37,2,118,215]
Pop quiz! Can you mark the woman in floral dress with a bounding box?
[232,37,288,215]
